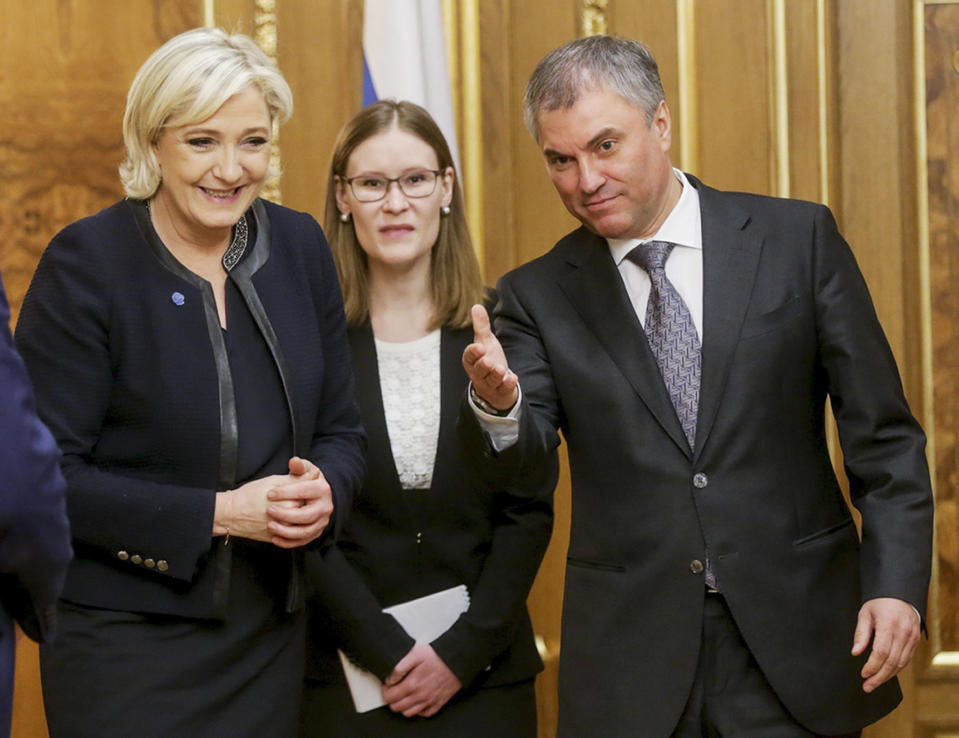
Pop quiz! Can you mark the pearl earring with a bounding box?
[441,205,451,216]
[339,212,350,223]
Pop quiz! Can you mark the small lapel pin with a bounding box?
[171,292,185,306]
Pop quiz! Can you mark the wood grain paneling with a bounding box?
[924,0,959,660]
[918,5,959,736]
[694,0,771,194]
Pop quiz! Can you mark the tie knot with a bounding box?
[628,240,675,273]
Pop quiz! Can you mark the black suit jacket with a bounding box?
[15,199,365,620]
[463,175,934,736]
[306,320,554,690]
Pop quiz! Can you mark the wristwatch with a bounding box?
[469,384,514,417]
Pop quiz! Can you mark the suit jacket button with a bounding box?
[144,558,156,569]
[692,473,708,489]
[689,559,705,575]
[130,554,143,565]
[157,560,169,572]
[117,550,130,561]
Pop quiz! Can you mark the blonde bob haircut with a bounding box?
[119,27,293,200]
[325,100,485,330]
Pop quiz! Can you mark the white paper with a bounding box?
[339,584,470,713]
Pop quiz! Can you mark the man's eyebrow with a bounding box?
[586,127,618,148]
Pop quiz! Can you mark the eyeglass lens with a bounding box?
[350,170,438,202]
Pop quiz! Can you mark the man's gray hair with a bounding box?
[523,36,665,141]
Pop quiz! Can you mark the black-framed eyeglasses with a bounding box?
[343,169,442,202]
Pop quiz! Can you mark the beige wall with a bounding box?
[1,2,954,736]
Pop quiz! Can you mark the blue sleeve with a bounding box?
[0,276,72,642]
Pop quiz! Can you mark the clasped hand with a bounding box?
[382,642,462,718]
[213,456,333,548]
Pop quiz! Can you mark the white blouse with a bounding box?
[374,330,441,490]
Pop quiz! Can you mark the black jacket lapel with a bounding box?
[558,228,691,456]
[690,175,764,460]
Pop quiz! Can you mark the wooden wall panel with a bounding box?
[475,0,516,281]
[784,1,835,203]
[694,0,772,194]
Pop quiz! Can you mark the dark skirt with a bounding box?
[40,541,305,738]
[298,677,537,738]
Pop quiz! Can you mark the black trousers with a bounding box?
[671,593,862,738]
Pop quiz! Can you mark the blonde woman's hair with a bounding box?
[119,27,293,199]
[324,100,485,329]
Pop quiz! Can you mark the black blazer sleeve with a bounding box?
[810,205,933,618]
[308,547,415,681]
[430,484,553,685]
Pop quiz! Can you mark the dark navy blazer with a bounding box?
[0,276,71,737]
[15,199,364,620]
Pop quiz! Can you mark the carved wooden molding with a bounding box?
[582,0,608,37]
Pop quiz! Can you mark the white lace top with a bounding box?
[375,330,441,490]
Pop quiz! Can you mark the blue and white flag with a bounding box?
[363,0,460,168]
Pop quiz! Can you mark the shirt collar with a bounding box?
[608,169,703,266]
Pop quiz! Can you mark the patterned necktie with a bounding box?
[628,240,701,449]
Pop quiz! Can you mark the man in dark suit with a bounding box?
[462,36,934,737]
[0,275,71,738]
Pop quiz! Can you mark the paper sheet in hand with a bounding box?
[338,584,470,712]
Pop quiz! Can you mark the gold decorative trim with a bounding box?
[676,0,698,174]
[767,0,789,197]
[254,0,282,204]
[442,0,460,140]
[204,0,215,27]
[459,0,484,264]
[816,0,830,206]
[582,0,609,37]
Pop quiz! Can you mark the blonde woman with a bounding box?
[16,28,363,737]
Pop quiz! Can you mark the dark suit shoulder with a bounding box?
[259,198,322,232]
[45,200,142,264]
[691,175,832,226]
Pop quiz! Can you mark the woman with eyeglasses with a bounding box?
[299,100,554,737]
